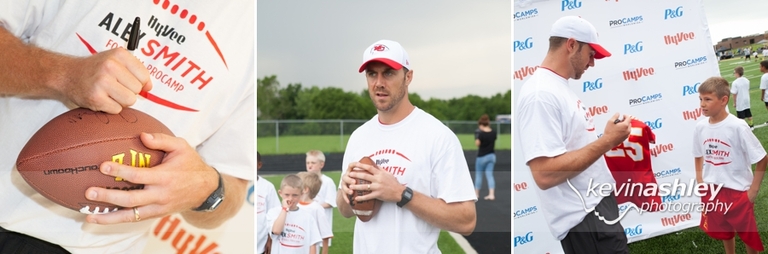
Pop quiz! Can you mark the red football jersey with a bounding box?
[603,119,662,212]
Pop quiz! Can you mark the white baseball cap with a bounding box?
[359,39,411,73]
[549,16,611,59]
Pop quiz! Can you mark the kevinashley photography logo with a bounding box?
[567,179,732,225]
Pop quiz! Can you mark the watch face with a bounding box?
[210,198,224,210]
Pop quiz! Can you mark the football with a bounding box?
[349,156,382,222]
[15,107,174,214]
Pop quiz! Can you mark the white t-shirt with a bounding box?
[298,201,333,241]
[313,173,337,246]
[763,50,768,57]
[692,114,766,191]
[761,73,768,102]
[731,76,751,111]
[257,176,280,254]
[266,206,322,254]
[516,68,617,241]
[0,1,253,253]
[340,107,476,254]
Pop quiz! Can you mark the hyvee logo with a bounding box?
[651,143,674,157]
[514,37,534,52]
[645,118,662,130]
[514,182,529,191]
[624,41,643,55]
[586,105,609,118]
[515,66,538,80]
[629,93,663,107]
[664,32,695,45]
[515,8,538,21]
[514,232,534,247]
[623,67,655,81]
[661,213,692,227]
[583,78,603,92]
[683,82,700,96]
[561,0,582,11]
[683,108,703,121]
[664,6,684,20]
[609,15,643,27]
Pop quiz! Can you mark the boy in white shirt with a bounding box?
[694,77,768,254]
[731,66,753,127]
[305,150,337,246]
[297,172,334,254]
[759,61,768,125]
[267,174,322,254]
[257,152,280,254]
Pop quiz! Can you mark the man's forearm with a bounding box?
[0,27,70,98]
[403,191,476,235]
[181,174,248,229]
[336,190,354,218]
[529,136,616,190]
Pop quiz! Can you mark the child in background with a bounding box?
[267,174,321,254]
[257,152,280,254]
[297,172,334,254]
[305,150,337,246]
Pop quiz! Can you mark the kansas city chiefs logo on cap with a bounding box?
[371,44,389,53]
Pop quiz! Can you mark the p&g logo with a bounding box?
[561,0,582,11]
[664,6,684,20]
[514,37,534,52]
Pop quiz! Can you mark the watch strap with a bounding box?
[397,187,413,208]
[193,168,225,212]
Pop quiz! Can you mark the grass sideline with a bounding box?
[257,133,512,155]
[624,56,768,253]
[261,171,467,254]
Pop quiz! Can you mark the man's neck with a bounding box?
[378,102,415,125]
[538,49,573,79]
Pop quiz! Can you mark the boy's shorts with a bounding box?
[699,186,763,251]
[736,109,752,119]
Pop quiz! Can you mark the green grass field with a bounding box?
[625,52,768,253]
[262,171,467,254]
[258,133,512,155]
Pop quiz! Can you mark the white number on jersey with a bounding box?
[605,127,644,161]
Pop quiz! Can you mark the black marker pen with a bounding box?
[127,17,140,51]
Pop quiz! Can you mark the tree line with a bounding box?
[257,75,511,121]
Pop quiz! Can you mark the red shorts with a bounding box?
[699,186,763,251]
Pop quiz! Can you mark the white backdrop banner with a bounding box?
[142,181,254,254]
[513,0,720,253]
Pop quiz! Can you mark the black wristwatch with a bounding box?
[193,168,225,212]
[397,187,413,208]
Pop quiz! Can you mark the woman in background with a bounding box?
[474,114,497,200]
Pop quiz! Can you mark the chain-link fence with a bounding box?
[257,119,511,154]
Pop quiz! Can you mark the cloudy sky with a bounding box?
[702,0,768,45]
[256,1,511,100]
